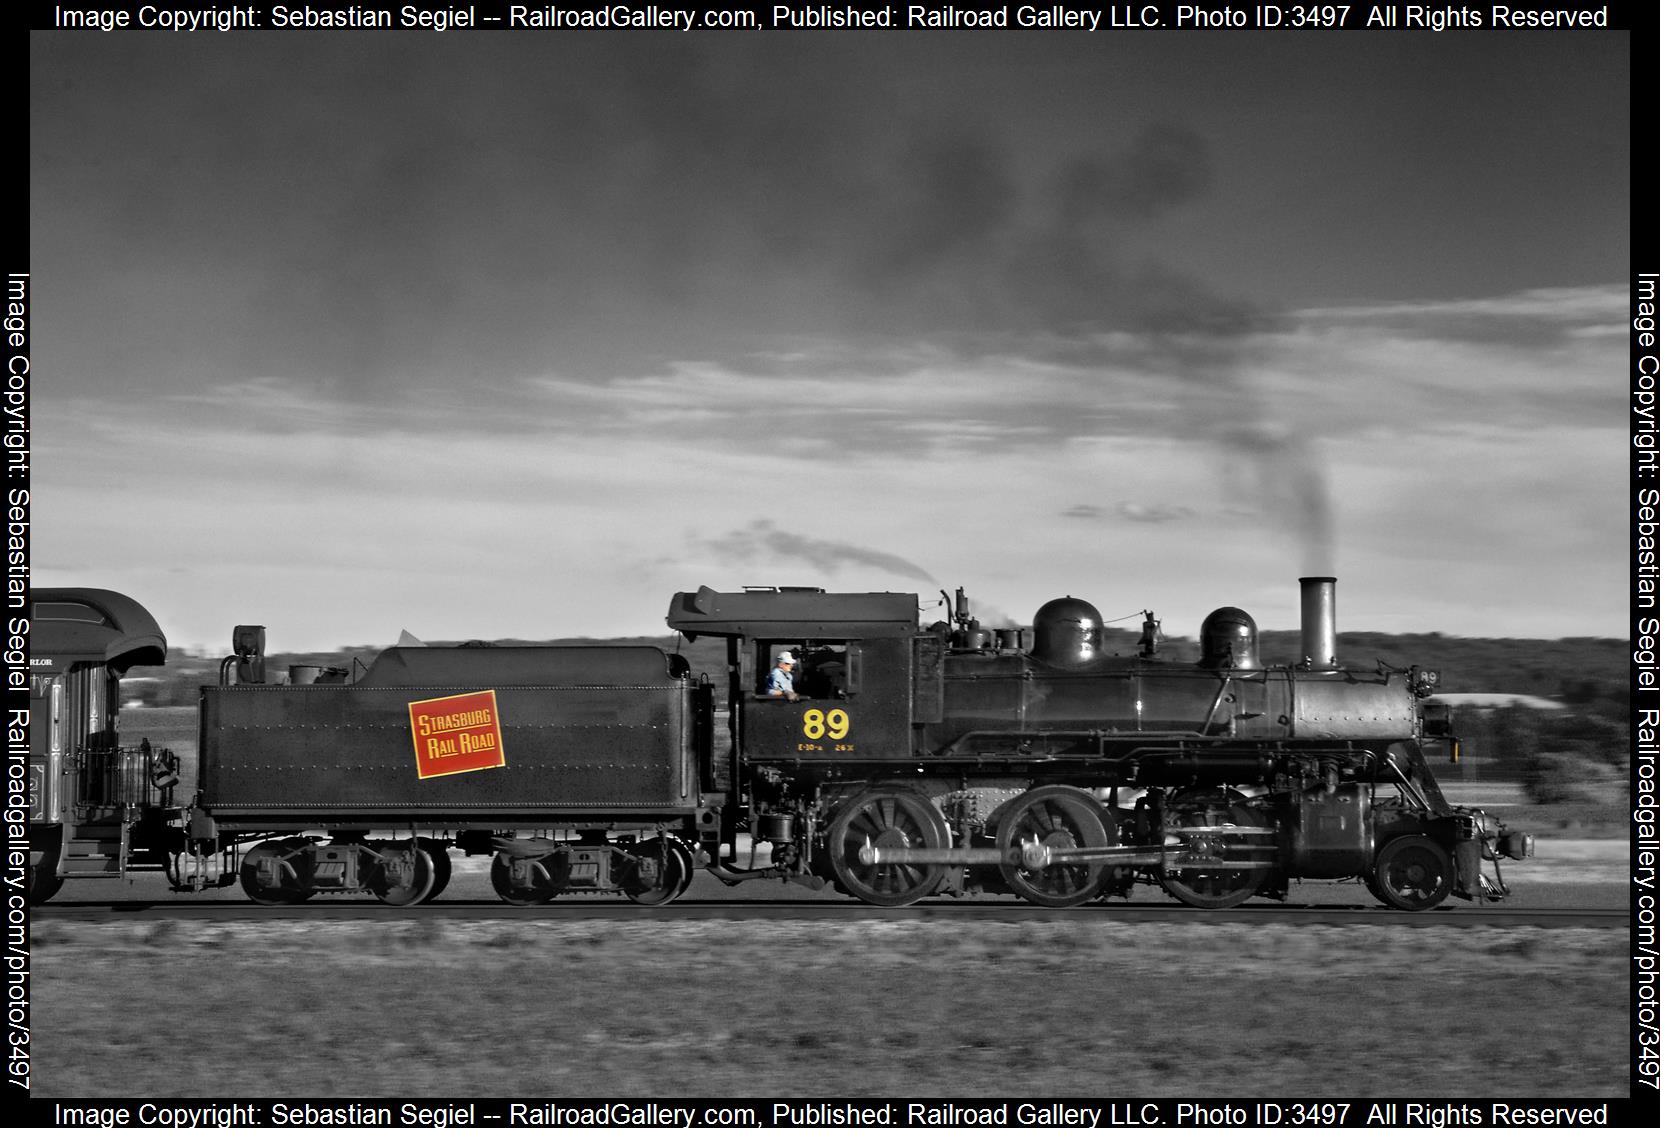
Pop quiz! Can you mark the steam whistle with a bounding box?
[941,586,991,652]
[1138,611,1161,658]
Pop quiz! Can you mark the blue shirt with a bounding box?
[765,666,795,696]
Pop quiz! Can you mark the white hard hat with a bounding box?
[777,651,795,665]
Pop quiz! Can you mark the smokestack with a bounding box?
[1299,576,1337,670]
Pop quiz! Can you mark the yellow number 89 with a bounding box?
[802,708,850,740]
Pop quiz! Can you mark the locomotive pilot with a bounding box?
[764,652,800,702]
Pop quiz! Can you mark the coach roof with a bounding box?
[28,587,168,672]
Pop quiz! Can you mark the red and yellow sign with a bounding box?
[408,690,506,779]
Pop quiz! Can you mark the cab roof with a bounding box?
[667,586,918,640]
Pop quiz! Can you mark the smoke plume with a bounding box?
[700,520,937,585]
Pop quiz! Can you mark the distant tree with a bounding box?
[1528,741,1626,805]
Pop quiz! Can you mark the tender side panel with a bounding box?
[353,645,684,688]
[199,682,696,818]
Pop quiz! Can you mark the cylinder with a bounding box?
[1299,576,1337,670]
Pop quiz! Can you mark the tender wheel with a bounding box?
[28,861,65,905]
[369,841,436,907]
[419,839,452,901]
[490,851,560,906]
[1370,835,1452,911]
[1158,788,1270,910]
[825,787,950,907]
[623,837,695,906]
[994,785,1115,908]
[28,826,65,905]
[674,839,697,898]
[239,840,312,906]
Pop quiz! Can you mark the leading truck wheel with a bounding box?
[1158,788,1269,910]
[826,787,950,907]
[994,785,1115,908]
[1370,835,1452,911]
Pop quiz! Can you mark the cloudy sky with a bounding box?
[30,30,1628,652]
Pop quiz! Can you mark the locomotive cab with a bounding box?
[667,586,930,880]
[667,586,922,766]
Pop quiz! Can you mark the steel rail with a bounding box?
[34,900,1626,928]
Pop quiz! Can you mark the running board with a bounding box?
[861,835,1278,872]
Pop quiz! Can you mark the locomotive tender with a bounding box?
[25,577,1532,910]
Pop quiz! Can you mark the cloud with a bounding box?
[1298,284,1625,326]
[28,35,1628,650]
[858,134,1018,283]
[1054,123,1213,224]
[55,281,1617,488]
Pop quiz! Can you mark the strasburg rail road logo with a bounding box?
[408,690,506,778]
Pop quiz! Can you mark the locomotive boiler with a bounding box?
[25,577,1533,910]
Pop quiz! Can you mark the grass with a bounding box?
[1527,801,1628,838]
[30,919,1628,1098]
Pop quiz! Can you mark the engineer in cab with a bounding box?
[763,651,800,702]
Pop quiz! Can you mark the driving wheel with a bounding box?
[1158,788,1270,909]
[825,787,950,907]
[995,785,1115,907]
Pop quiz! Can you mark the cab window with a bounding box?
[754,641,853,699]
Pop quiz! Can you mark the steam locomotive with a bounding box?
[25,577,1533,910]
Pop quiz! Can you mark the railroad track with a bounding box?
[35,898,1625,927]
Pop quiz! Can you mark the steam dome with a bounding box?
[1031,596,1104,668]
[1199,606,1260,670]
